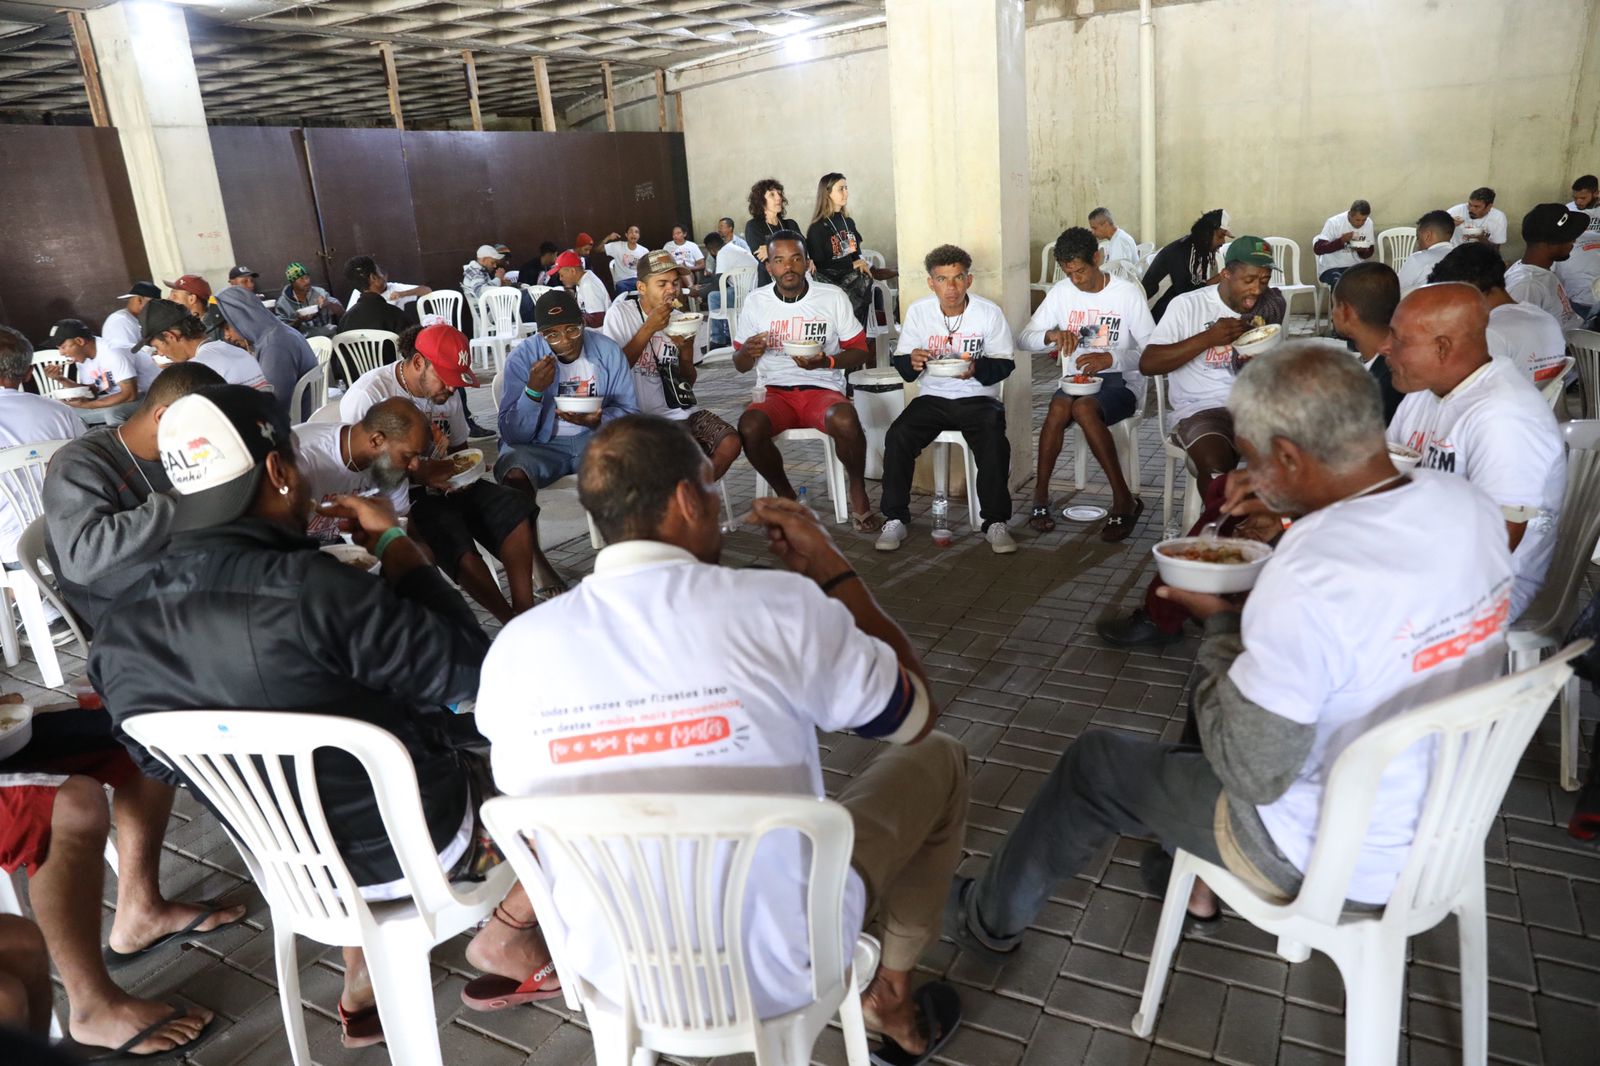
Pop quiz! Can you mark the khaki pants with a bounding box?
[836,731,970,972]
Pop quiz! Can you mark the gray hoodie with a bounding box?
[216,287,319,419]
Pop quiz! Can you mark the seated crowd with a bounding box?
[0,171,1596,1062]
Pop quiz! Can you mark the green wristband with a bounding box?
[524,386,544,401]
[372,526,408,561]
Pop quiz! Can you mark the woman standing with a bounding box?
[805,172,874,328]
[743,178,798,285]
[1141,208,1231,322]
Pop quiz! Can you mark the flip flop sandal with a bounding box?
[868,981,962,1066]
[1028,505,1056,533]
[338,1001,384,1048]
[460,961,564,1011]
[102,905,246,968]
[59,1005,214,1062]
[851,510,884,533]
[1100,498,1145,543]
[533,585,568,602]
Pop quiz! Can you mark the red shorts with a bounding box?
[747,387,849,435]
[0,743,135,875]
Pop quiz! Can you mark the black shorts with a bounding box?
[407,479,538,578]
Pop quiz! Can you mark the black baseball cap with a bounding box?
[227,265,260,280]
[137,298,196,349]
[534,290,584,330]
[47,319,95,344]
[118,280,162,300]
[156,385,291,532]
[1522,204,1589,244]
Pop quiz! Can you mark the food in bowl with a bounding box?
[1461,224,1484,238]
[1347,235,1372,248]
[924,358,968,377]
[320,543,380,572]
[1061,374,1103,396]
[296,305,320,319]
[1233,322,1283,357]
[1388,442,1422,471]
[445,447,485,490]
[449,452,479,476]
[0,700,30,761]
[783,340,823,360]
[554,395,603,414]
[664,313,703,338]
[1152,536,1272,594]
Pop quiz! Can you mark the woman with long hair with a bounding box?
[805,172,873,327]
[1141,208,1232,321]
[744,178,797,283]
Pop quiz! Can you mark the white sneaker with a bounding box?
[876,519,908,551]
[986,524,1018,554]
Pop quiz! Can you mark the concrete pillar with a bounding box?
[84,2,233,289]
[885,0,1032,490]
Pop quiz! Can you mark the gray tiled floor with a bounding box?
[4,320,1598,1065]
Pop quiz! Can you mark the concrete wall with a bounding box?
[595,0,1598,272]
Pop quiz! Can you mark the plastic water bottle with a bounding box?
[931,490,952,546]
[797,486,813,512]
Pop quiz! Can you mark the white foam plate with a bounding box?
[1062,505,1108,521]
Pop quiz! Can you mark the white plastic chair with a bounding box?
[1504,443,1600,790]
[1566,329,1600,419]
[754,428,850,525]
[1032,244,1062,295]
[930,380,1004,534]
[29,349,72,399]
[1265,236,1320,325]
[1378,226,1418,269]
[609,258,631,289]
[1540,355,1577,411]
[331,330,397,386]
[1134,241,1155,260]
[288,338,333,424]
[703,268,759,367]
[416,290,463,331]
[1133,644,1586,1066]
[1153,376,1203,537]
[121,711,516,1066]
[0,440,74,688]
[470,288,524,375]
[479,793,875,1066]
[1068,395,1142,494]
[306,400,343,424]
[15,515,88,672]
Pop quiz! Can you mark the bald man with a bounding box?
[1382,283,1564,619]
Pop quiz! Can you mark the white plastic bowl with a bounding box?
[296,305,320,319]
[664,314,703,338]
[446,447,484,490]
[1388,443,1422,471]
[1153,537,1273,594]
[1348,236,1373,249]
[1061,376,1103,396]
[320,542,380,573]
[1461,224,1484,238]
[783,340,823,359]
[1233,323,1283,357]
[0,702,33,761]
[555,395,603,414]
[925,359,968,378]
[53,386,93,401]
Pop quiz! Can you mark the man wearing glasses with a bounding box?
[495,290,639,490]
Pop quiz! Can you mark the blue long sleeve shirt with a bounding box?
[498,330,640,445]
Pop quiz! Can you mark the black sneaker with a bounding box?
[1095,609,1184,648]
[466,417,495,441]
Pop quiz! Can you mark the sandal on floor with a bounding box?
[103,905,246,968]
[1028,505,1056,533]
[60,1005,214,1061]
[338,1001,384,1048]
[533,584,568,602]
[868,981,962,1066]
[850,510,884,533]
[460,961,564,1011]
[1100,498,1145,543]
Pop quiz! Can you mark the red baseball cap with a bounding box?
[575,232,594,246]
[554,251,583,270]
[413,324,478,388]
[163,274,212,301]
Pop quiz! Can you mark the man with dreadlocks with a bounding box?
[1142,209,1233,322]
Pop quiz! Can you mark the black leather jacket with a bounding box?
[91,518,490,886]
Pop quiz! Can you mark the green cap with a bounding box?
[1224,236,1274,268]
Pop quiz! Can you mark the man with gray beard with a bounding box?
[291,398,431,541]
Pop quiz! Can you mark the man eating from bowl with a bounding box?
[496,290,639,492]
[340,323,561,617]
[949,342,1515,955]
[733,230,881,532]
[601,250,741,479]
[1448,187,1508,250]
[292,398,429,533]
[1139,236,1285,498]
[1312,198,1376,288]
[1019,228,1153,542]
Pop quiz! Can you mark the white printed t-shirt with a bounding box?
[76,341,136,397]
[555,354,596,437]
[291,422,412,518]
[1487,301,1568,384]
[1147,285,1250,427]
[895,293,1014,401]
[1019,275,1153,399]
[1554,205,1600,308]
[1314,212,1376,274]
[474,541,915,1020]
[340,363,468,450]
[666,241,704,268]
[572,271,612,318]
[604,241,649,275]
[1396,243,1452,296]
[194,341,273,393]
[1099,228,1138,270]
[1229,471,1513,904]
[734,280,863,391]
[601,293,696,421]
[1504,261,1580,331]
[0,390,85,562]
[1448,203,1508,246]
[1387,357,1564,619]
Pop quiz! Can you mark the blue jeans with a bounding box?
[615,278,638,294]
[708,291,729,346]
[494,434,592,487]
